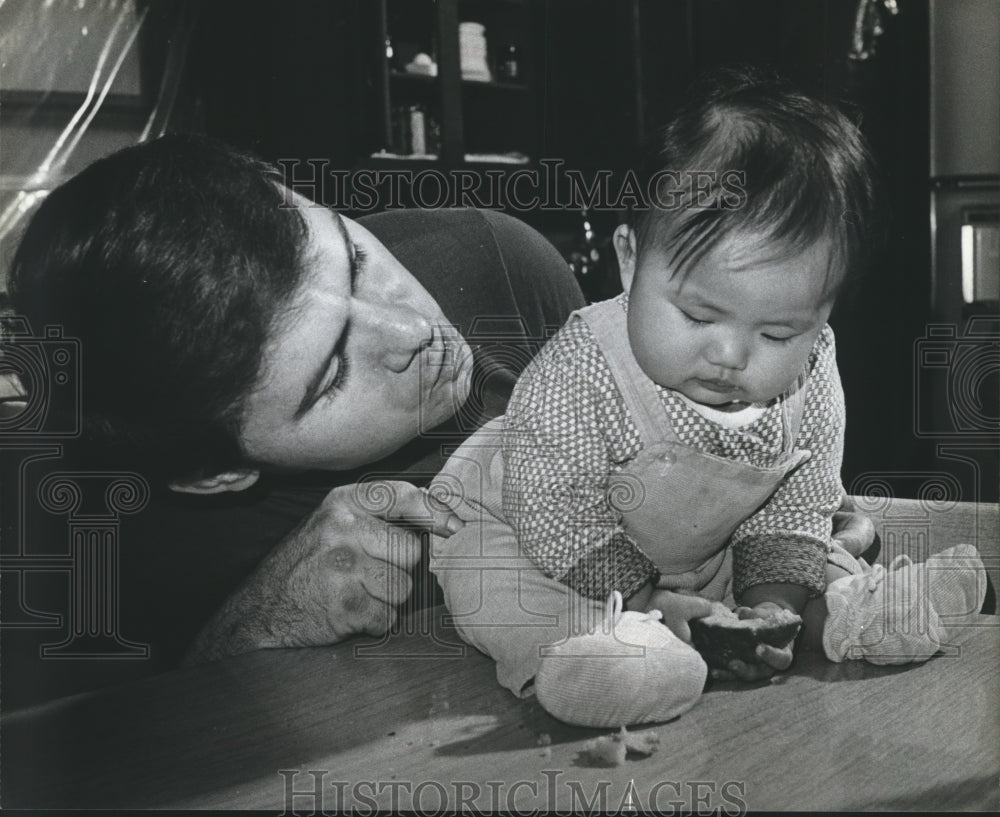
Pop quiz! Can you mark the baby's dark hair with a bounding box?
[635,66,877,291]
[7,133,308,482]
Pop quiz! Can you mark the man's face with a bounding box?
[238,193,474,471]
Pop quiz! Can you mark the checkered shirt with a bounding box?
[502,294,844,602]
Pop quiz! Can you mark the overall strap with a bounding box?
[576,299,678,446]
[780,369,810,453]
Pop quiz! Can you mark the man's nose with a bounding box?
[705,331,748,371]
[352,299,434,372]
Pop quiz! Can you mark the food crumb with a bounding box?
[579,726,661,767]
[581,733,627,767]
[536,733,552,747]
[622,727,660,757]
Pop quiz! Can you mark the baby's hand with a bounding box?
[709,602,796,682]
[643,589,718,644]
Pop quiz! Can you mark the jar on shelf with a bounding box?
[496,43,521,81]
[390,105,438,157]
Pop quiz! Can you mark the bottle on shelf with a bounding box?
[496,43,520,82]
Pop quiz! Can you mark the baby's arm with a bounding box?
[627,585,719,642]
[502,319,658,604]
[731,326,846,612]
[721,327,847,678]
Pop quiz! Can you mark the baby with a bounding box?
[432,67,987,727]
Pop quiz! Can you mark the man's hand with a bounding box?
[184,480,467,665]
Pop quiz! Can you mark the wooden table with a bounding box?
[4,499,999,812]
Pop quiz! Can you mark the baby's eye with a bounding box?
[680,309,711,326]
[762,333,796,344]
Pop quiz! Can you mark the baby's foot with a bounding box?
[823,544,987,666]
[534,591,707,727]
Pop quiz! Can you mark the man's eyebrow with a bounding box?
[294,211,359,419]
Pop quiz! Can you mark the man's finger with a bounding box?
[360,561,414,606]
[351,480,471,536]
[361,600,397,637]
[357,525,424,571]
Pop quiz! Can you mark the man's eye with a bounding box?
[351,243,368,288]
[321,355,350,400]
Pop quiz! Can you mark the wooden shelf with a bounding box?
[462,153,531,165]
[461,78,529,92]
[368,151,440,162]
[375,0,537,175]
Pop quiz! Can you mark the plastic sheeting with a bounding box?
[0,0,193,288]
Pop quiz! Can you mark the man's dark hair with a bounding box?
[636,65,878,291]
[7,133,308,481]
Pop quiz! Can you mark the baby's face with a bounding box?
[626,232,839,407]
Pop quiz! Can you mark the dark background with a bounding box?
[187,0,995,503]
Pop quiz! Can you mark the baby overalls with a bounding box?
[431,299,842,697]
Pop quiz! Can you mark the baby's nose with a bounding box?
[706,333,748,371]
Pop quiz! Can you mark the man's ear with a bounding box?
[169,469,260,495]
[613,224,637,293]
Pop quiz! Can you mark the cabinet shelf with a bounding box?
[461,78,529,92]
[374,0,538,169]
[463,153,531,165]
[368,151,440,163]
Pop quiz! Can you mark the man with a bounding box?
[4,134,873,695]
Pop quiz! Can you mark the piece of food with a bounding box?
[688,605,802,669]
[579,726,661,768]
[581,733,627,767]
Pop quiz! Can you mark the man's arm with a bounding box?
[183,481,464,664]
